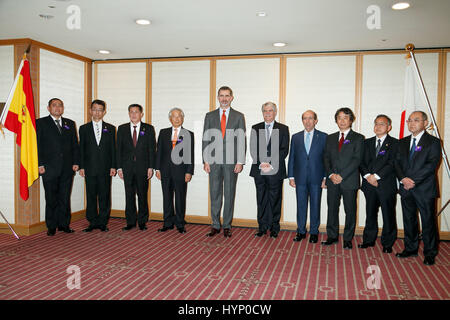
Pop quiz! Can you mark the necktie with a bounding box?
[305,131,311,154]
[338,132,345,152]
[409,137,416,162]
[266,124,271,144]
[375,139,381,157]
[95,123,101,145]
[133,125,137,147]
[221,110,226,138]
[172,128,178,149]
[55,119,62,134]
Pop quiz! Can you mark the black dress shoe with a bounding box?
[423,256,435,266]
[83,225,96,232]
[270,231,278,238]
[395,250,418,258]
[382,247,392,253]
[224,228,232,238]
[47,229,56,236]
[321,238,338,245]
[293,233,306,242]
[178,227,186,234]
[206,228,220,237]
[309,234,318,243]
[139,224,148,231]
[61,227,75,233]
[343,241,353,249]
[255,231,266,237]
[158,226,173,232]
[358,242,375,249]
[122,225,136,231]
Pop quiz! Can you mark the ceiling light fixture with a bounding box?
[273,42,286,47]
[135,19,151,25]
[98,50,110,54]
[392,2,410,10]
[38,14,54,19]
[257,12,267,17]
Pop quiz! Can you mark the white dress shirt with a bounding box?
[363,134,387,181]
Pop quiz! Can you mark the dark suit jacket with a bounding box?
[323,129,364,190]
[287,129,327,185]
[249,121,289,180]
[36,115,80,181]
[395,131,441,198]
[79,121,116,176]
[116,122,156,177]
[155,127,194,180]
[360,135,398,195]
[202,107,246,165]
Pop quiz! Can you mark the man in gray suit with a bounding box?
[203,86,246,238]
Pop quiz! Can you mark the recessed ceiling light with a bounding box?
[257,12,267,17]
[135,19,151,25]
[273,42,286,47]
[392,2,410,10]
[98,50,110,54]
[38,14,54,19]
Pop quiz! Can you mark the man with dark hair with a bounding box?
[395,111,441,265]
[203,86,246,238]
[358,114,398,253]
[36,98,80,236]
[322,107,364,249]
[79,100,116,232]
[117,103,156,231]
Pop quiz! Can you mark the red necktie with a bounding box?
[338,132,344,152]
[221,110,226,138]
[172,128,178,149]
[133,125,137,147]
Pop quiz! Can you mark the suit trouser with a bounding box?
[326,184,357,241]
[42,174,73,230]
[401,192,438,257]
[209,164,238,230]
[85,174,112,227]
[362,188,397,248]
[296,183,322,235]
[161,175,187,229]
[124,169,149,226]
[253,174,283,233]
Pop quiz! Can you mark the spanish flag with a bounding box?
[0,57,39,201]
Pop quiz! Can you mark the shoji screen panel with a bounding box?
[216,58,280,221]
[96,62,147,212]
[284,55,357,227]
[151,60,210,216]
[442,52,450,232]
[359,53,439,231]
[39,49,85,221]
[0,45,15,223]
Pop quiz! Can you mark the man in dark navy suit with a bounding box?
[395,111,441,266]
[36,98,80,236]
[288,110,327,244]
[322,107,364,249]
[359,114,398,253]
[155,107,194,234]
[79,100,116,232]
[117,104,156,231]
[250,102,289,239]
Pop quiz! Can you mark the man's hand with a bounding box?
[321,179,327,189]
[367,174,378,187]
[72,165,79,172]
[79,169,85,177]
[289,179,296,188]
[110,168,116,177]
[203,163,210,174]
[118,169,124,180]
[401,177,415,190]
[234,163,243,174]
[39,166,45,175]
[185,173,192,183]
[330,174,342,185]
[147,168,154,180]
[156,171,161,180]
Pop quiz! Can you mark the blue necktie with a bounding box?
[305,131,311,154]
[409,137,416,162]
[266,124,271,144]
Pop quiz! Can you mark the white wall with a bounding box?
[0,45,15,224]
[39,49,85,221]
[441,52,450,232]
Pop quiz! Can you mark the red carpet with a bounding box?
[0,218,448,300]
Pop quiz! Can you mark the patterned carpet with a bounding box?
[0,218,448,300]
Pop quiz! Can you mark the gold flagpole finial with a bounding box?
[23,43,31,60]
[404,43,415,60]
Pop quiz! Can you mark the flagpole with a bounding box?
[406,44,450,181]
[0,210,20,240]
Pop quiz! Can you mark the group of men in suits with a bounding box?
[36,88,442,266]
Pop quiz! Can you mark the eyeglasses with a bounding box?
[406,119,425,123]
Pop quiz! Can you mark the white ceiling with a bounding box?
[1,0,449,60]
